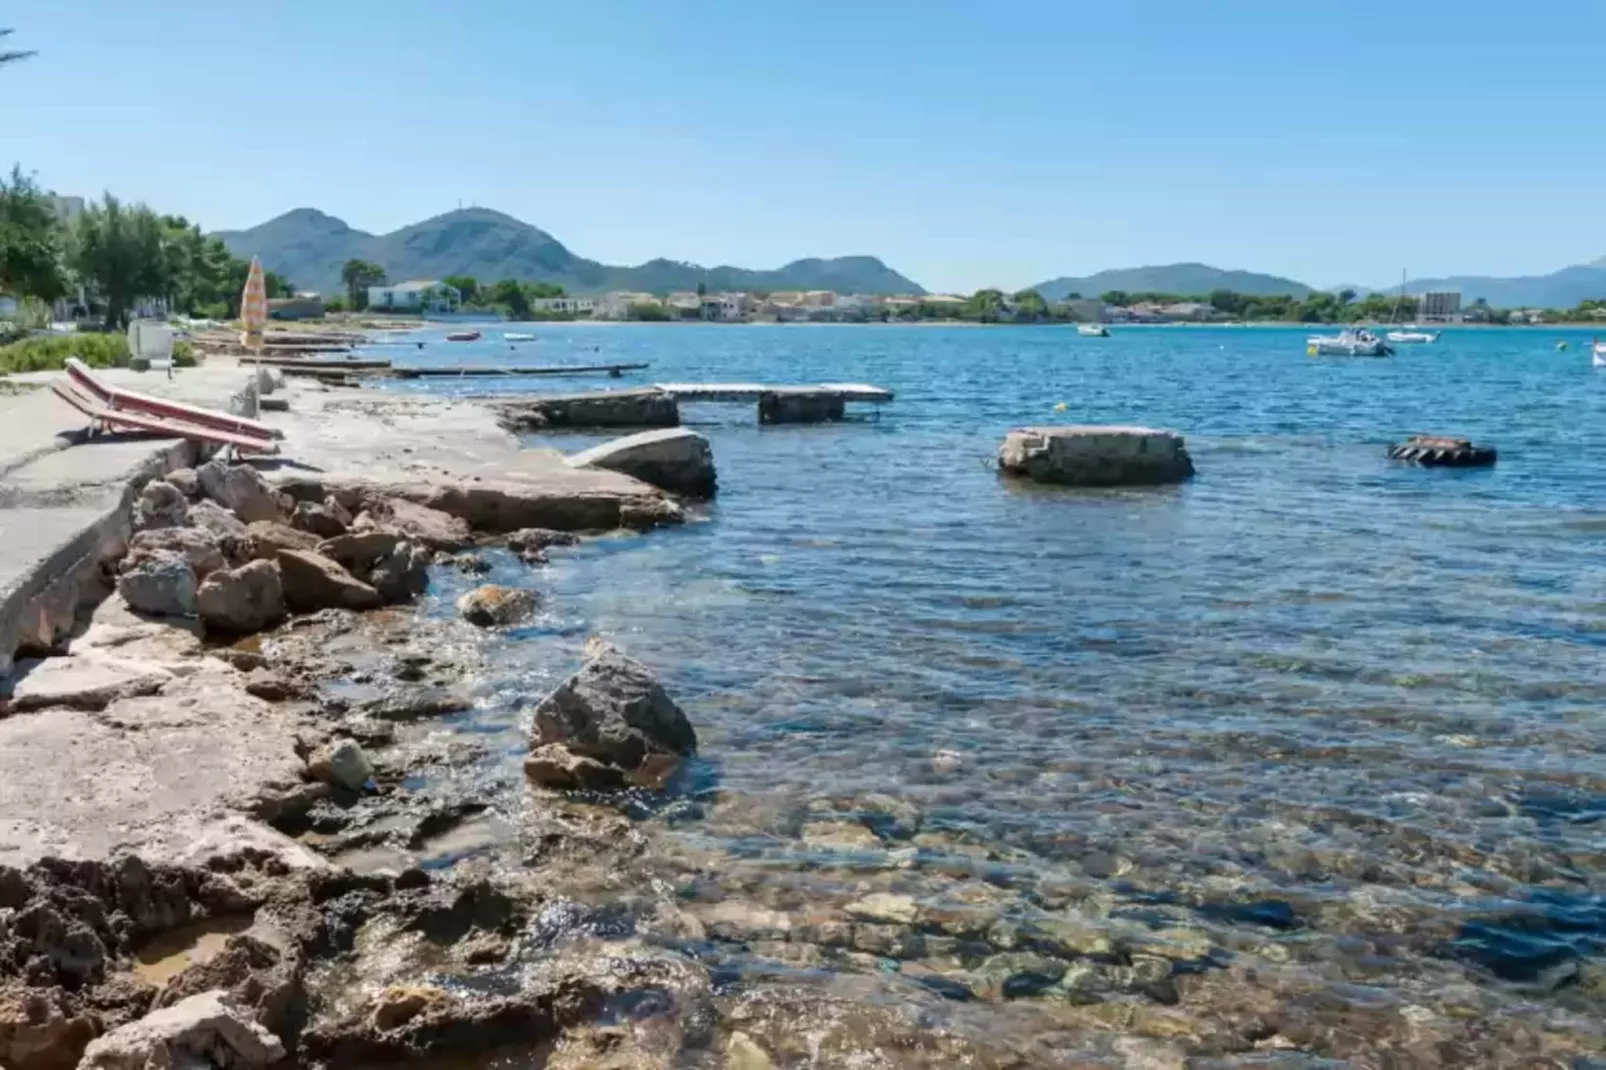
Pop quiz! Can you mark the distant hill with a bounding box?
[1031,263,1313,301]
[1392,264,1606,309]
[215,208,926,297]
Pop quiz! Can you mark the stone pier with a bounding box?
[758,389,847,425]
[997,425,1195,486]
[494,388,680,431]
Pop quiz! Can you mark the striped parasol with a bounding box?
[239,256,268,348]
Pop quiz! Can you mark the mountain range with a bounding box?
[1031,263,1313,302]
[214,208,925,297]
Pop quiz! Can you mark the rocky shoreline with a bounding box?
[5,365,1606,1068]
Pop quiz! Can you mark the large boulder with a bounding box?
[291,499,348,539]
[457,585,538,627]
[565,427,715,498]
[77,989,285,1069]
[319,531,429,604]
[196,559,286,634]
[133,480,189,531]
[359,498,472,551]
[165,467,201,499]
[245,521,320,560]
[276,549,383,613]
[117,549,198,618]
[197,460,282,523]
[128,527,225,579]
[188,499,249,542]
[529,642,697,785]
[996,425,1195,486]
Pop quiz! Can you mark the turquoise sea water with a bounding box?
[371,324,1606,1061]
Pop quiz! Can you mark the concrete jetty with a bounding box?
[998,425,1196,486]
[496,381,893,430]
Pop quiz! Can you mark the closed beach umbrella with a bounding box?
[240,256,268,348]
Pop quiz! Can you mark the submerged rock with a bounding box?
[457,585,539,627]
[197,460,282,524]
[997,425,1195,486]
[529,642,697,784]
[196,560,285,635]
[117,550,197,618]
[77,989,284,1069]
[133,480,188,532]
[844,893,919,926]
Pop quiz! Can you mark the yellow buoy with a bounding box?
[1557,341,1569,351]
[1053,402,1068,413]
[1306,344,1317,356]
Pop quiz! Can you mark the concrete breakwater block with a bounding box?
[758,389,846,425]
[566,427,716,498]
[997,425,1195,486]
[494,389,680,431]
[1387,435,1496,467]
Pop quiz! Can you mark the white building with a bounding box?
[367,280,460,314]
[1418,290,1462,322]
[593,292,660,320]
[529,296,596,315]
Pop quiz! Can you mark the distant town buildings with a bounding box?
[1418,290,1462,322]
[529,295,596,315]
[367,280,461,314]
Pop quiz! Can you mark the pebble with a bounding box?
[844,892,918,926]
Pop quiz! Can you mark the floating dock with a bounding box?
[391,363,650,380]
[655,382,893,403]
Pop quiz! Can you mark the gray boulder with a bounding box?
[196,559,285,634]
[307,738,374,791]
[117,549,197,618]
[319,530,430,604]
[77,989,285,1069]
[277,549,383,613]
[133,480,189,531]
[360,498,472,551]
[188,499,249,542]
[457,585,538,627]
[128,527,224,579]
[165,467,201,499]
[530,641,697,776]
[997,426,1195,486]
[291,499,348,538]
[566,427,716,498]
[197,460,282,523]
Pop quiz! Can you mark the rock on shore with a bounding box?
[525,641,697,790]
[196,560,285,634]
[997,425,1195,486]
[566,428,717,498]
[457,585,539,627]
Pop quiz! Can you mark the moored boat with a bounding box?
[1307,328,1392,357]
[503,332,535,342]
[1076,324,1110,337]
[1386,329,1439,344]
[1593,339,1606,368]
[446,330,482,342]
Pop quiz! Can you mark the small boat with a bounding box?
[1386,329,1439,344]
[1307,328,1392,357]
[1077,324,1110,337]
[1593,340,1606,368]
[503,332,535,342]
[445,330,481,342]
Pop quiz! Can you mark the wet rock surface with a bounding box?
[457,584,539,627]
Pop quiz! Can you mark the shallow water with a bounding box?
[371,324,1606,1060]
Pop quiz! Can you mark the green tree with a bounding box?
[0,29,34,66]
[340,258,386,311]
[1012,289,1048,322]
[486,278,532,319]
[627,302,671,322]
[0,166,67,302]
[70,196,169,329]
[1100,290,1131,307]
[527,282,564,299]
[964,288,1006,323]
[443,275,479,304]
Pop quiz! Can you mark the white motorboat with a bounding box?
[1307,328,1392,357]
[1593,340,1606,368]
[503,332,535,342]
[1077,324,1110,337]
[1386,328,1439,344]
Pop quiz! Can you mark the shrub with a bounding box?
[0,333,200,373]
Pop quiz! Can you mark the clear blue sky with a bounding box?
[9,1,1606,293]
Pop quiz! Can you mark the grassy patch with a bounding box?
[0,333,198,374]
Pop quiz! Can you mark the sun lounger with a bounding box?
[51,377,280,455]
[65,357,284,441]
